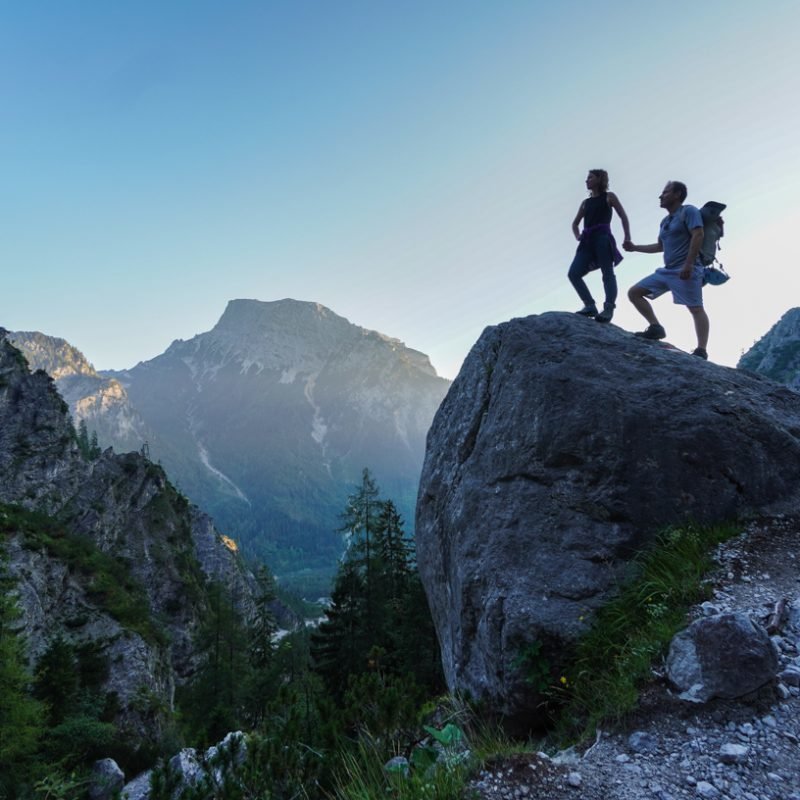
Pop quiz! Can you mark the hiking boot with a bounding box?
[575,304,598,317]
[692,347,708,360]
[595,306,614,323]
[634,324,666,340]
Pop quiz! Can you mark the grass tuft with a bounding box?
[550,522,740,745]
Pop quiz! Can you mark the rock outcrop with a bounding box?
[9,330,152,454]
[415,312,800,730]
[738,306,800,389]
[0,328,252,738]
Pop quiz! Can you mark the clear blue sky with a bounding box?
[3,0,799,378]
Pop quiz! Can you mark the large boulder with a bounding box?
[415,312,800,730]
[666,612,779,702]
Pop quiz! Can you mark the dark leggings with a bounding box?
[567,234,617,308]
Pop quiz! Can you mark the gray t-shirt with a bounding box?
[658,204,703,269]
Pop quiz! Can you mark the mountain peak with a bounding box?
[9,330,98,380]
[165,298,440,379]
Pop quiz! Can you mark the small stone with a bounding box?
[767,772,783,782]
[719,743,748,764]
[696,781,720,798]
[615,753,630,763]
[761,714,777,728]
[567,772,582,788]
[701,602,720,616]
[738,722,756,736]
[628,731,658,754]
[779,666,800,686]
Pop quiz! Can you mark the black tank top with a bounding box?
[583,192,612,228]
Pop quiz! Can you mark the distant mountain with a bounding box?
[10,330,153,454]
[19,300,451,593]
[738,308,800,389]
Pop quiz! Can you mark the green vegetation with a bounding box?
[1,459,744,800]
[0,503,164,645]
[75,420,102,461]
[548,522,740,744]
[0,552,46,798]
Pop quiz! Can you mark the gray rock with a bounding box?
[121,770,152,800]
[718,743,749,764]
[168,749,205,788]
[695,781,720,797]
[415,312,800,727]
[628,731,658,754]
[779,665,800,686]
[666,613,779,703]
[566,771,582,787]
[89,759,125,800]
[384,756,410,776]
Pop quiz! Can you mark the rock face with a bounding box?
[738,307,800,389]
[9,331,152,454]
[0,328,252,738]
[415,312,800,729]
[666,612,779,702]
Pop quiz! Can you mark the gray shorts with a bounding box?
[633,266,704,307]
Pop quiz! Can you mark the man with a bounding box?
[623,181,710,359]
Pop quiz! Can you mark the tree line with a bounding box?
[0,469,444,799]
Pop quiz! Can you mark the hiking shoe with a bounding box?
[634,324,666,340]
[692,347,708,360]
[595,307,614,323]
[575,304,598,317]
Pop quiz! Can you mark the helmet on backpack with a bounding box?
[698,201,726,267]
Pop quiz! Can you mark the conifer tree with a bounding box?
[245,565,280,725]
[311,470,444,700]
[180,582,251,743]
[0,554,44,794]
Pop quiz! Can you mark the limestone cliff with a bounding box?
[0,328,252,739]
[415,312,800,731]
[738,307,800,389]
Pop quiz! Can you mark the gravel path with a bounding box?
[468,515,800,800]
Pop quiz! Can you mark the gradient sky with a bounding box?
[3,0,799,379]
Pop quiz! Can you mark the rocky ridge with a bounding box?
[9,330,152,455]
[739,307,800,390]
[0,328,252,737]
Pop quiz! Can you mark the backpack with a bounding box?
[681,201,729,286]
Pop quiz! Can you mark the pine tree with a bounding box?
[0,553,44,795]
[244,565,280,726]
[310,558,367,698]
[180,582,251,743]
[311,470,445,703]
[33,636,79,725]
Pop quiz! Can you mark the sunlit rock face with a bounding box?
[416,311,800,733]
[101,299,451,584]
[10,330,152,454]
[739,307,800,389]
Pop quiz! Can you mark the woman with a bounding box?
[568,169,631,323]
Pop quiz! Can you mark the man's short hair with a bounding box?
[669,181,688,202]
